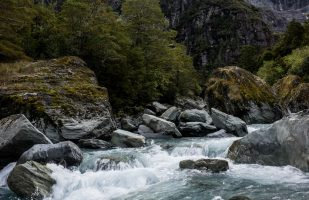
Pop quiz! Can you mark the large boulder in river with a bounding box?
[7,161,55,199]
[146,101,168,115]
[273,75,309,113]
[161,106,181,122]
[17,141,83,167]
[211,108,248,137]
[142,114,182,137]
[179,159,229,173]
[111,129,145,148]
[179,109,212,124]
[228,110,309,172]
[0,56,116,142]
[0,114,52,169]
[205,66,282,123]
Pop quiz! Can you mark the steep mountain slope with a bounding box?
[160,0,273,71]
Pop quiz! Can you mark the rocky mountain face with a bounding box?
[246,0,309,31]
[160,0,273,71]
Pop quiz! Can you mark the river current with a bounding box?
[0,125,309,200]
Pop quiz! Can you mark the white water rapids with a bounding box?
[0,125,309,200]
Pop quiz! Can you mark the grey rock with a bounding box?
[146,102,168,115]
[138,125,154,134]
[179,109,212,124]
[207,129,235,138]
[138,125,171,139]
[211,108,248,137]
[175,96,208,110]
[142,114,182,137]
[17,141,83,167]
[161,106,180,122]
[121,117,137,132]
[7,161,56,199]
[179,159,229,173]
[0,114,52,169]
[111,129,145,148]
[78,139,114,149]
[228,110,309,172]
[144,109,156,116]
[178,122,217,137]
[229,196,252,200]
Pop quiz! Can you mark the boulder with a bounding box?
[146,102,168,115]
[120,117,137,132]
[0,57,116,142]
[142,114,182,137]
[211,108,248,137]
[161,106,180,122]
[0,114,52,169]
[175,96,208,110]
[228,110,309,172]
[143,109,156,116]
[7,161,55,199]
[207,129,235,138]
[273,75,309,113]
[179,109,212,124]
[138,125,171,139]
[178,122,217,137]
[179,159,229,173]
[205,66,282,123]
[17,141,83,167]
[78,139,114,149]
[138,125,154,134]
[111,129,145,148]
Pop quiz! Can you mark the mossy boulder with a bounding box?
[0,56,116,142]
[205,66,282,123]
[273,75,309,113]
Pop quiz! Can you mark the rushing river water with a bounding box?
[0,125,309,200]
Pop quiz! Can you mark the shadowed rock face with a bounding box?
[0,114,52,169]
[228,110,309,172]
[0,57,116,142]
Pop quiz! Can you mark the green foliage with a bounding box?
[238,45,262,73]
[257,60,285,85]
[0,0,199,112]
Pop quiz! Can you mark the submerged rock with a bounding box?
[0,57,116,142]
[142,114,182,137]
[205,67,282,123]
[0,114,52,169]
[78,139,114,149]
[17,141,83,167]
[111,129,145,148]
[179,159,229,173]
[228,110,309,172]
[178,122,217,137]
[179,109,212,124]
[273,75,309,113]
[7,161,55,199]
[211,108,248,137]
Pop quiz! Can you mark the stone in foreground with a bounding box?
[179,159,229,173]
[0,114,52,169]
[7,161,55,199]
[78,139,114,149]
[142,114,182,137]
[211,108,248,137]
[111,129,145,148]
[228,110,309,172]
[17,141,83,167]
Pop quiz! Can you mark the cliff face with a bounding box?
[160,0,273,71]
[246,0,309,31]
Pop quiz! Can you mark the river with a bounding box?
[0,125,309,200]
